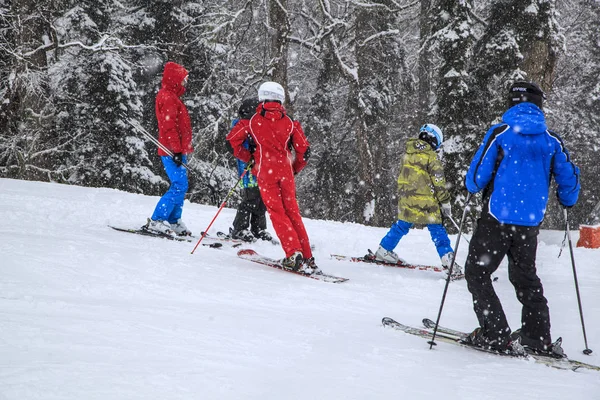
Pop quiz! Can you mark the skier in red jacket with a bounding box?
[226,82,316,273]
[147,61,194,236]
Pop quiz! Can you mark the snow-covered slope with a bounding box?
[1,178,599,400]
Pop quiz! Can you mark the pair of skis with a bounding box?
[212,230,280,246]
[382,317,600,372]
[109,226,242,248]
[330,249,465,281]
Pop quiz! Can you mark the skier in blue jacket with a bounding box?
[228,98,273,243]
[462,81,580,356]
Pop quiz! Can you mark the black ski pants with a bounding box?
[465,213,551,346]
[233,187,267,236]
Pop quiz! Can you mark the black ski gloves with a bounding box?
[304,147,311,161]
[172,153,183,167]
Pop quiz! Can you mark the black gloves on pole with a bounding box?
[172,153,183,167]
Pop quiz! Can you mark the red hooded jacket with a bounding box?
[155,62,194,156]
[226,102,309,183]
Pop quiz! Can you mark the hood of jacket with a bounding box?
[501,102,547,135]
[161,61,188,97]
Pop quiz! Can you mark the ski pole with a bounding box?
[564,208,593,355]
[429,193,472,349]
[445,212,470,245]
[129,120,194,174]
[190,164,252,254]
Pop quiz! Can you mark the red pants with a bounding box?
[259,175,312,258]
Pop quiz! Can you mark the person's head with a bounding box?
[419,124,444,150]
[507,81,546,109]
[238,97,259,120]
[162,61,188,94]
[258,81,285,103]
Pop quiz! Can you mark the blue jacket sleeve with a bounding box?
[552,137,580,207]
[465,125,502,193]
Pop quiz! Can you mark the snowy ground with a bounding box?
[1,178,599,400]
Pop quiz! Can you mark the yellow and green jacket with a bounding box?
[397,138,450,224]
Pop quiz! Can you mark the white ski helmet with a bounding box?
[419,124,444,150]
[258,81,285,103]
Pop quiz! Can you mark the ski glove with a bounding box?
[172,153,183,167]
[557,193,575,209]
[441,202,452,216]
[247,136,256,154]
[304,147,311,161]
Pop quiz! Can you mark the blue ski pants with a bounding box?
[151,155,188,223]
[379,219,453,258]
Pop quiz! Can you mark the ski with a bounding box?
[331,250,465,281]
[422,318,469,338]
[213,231,321,249]
[215,230,279,245]
[420,318,600,372]
[237,249,348,284]
[201,231,244,247]
[381,317,599,372]
[110,226,223,248]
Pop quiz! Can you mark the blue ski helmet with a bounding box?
[419,124,444,150]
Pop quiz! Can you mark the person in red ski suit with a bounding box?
[226,82,315,273]
[148,61,194,236]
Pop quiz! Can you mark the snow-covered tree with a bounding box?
[0,0,57,180]
[547,0,600,227]
[429,0,477,228]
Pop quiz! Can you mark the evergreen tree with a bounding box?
[429,0,477,229]
[300,49,354,221]
[350,0,404,226]
[50,2,160,193]
[547,0,600,226]
[465,0,561,227]
[0,0,56,180]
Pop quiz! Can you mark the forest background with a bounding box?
[1,0,599,231]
